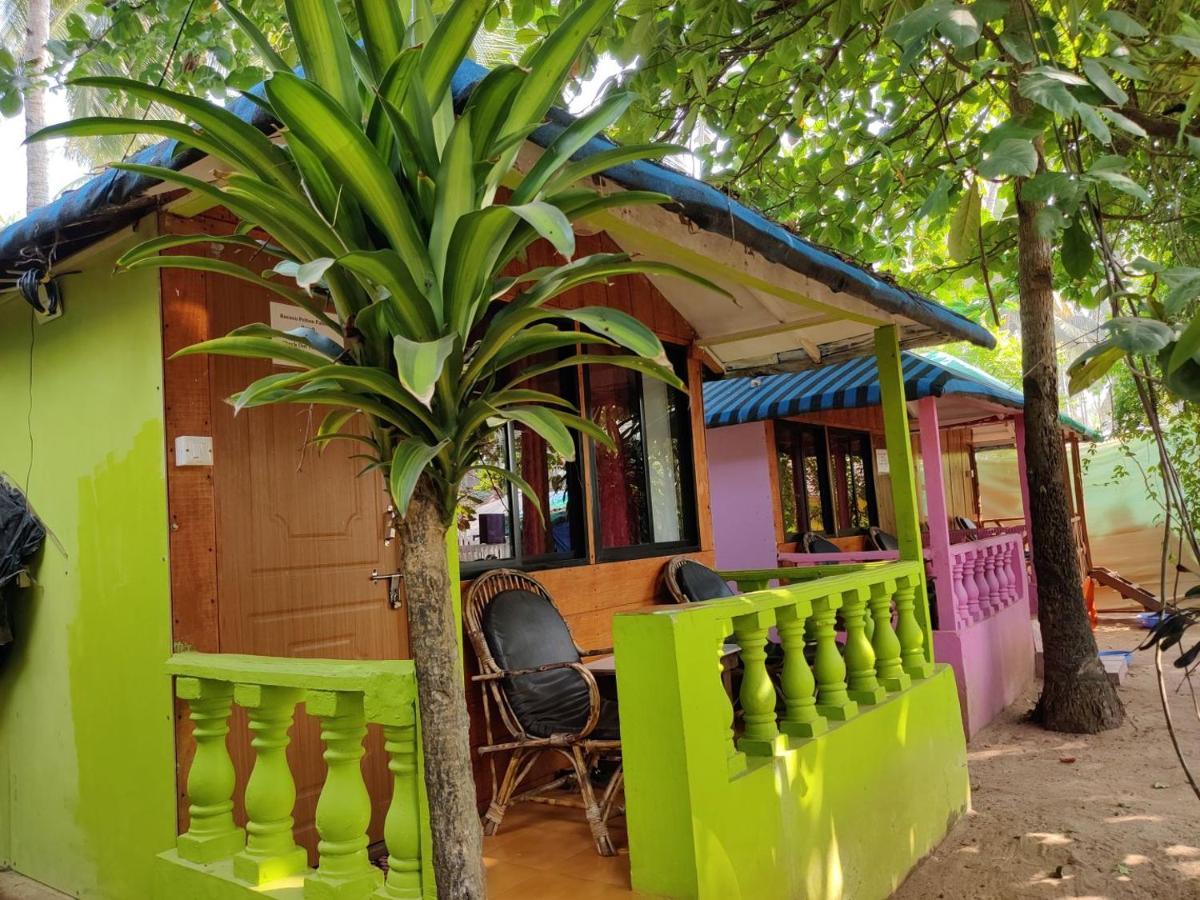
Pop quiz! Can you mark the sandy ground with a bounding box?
[895,619,1200,900]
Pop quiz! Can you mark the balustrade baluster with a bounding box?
[305,690,382,899]
[951,554,970,629]
[808,595,858,721]
[963,549,982,621]
[233,684,307,884]
[895,576,934,679]
[868,581,910,692]
[733,610,784,755]
[716,618,743,774]
[175,677,245,863]
[841,587,885,705]
[982,546,1001,616]
[776,603,826,739]
[1002,541,1019,606]
[377,722,422,899]
[971,549,990,618]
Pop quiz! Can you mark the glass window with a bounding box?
[588,347,698,556]
[828,429,878,533]
[457,360,586,571]
[775,422,831,536]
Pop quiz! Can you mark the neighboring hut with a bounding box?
[0,60,992,900]
[703,350,1101,737]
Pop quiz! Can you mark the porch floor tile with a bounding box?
[482,800,642,898]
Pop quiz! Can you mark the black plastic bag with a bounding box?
[0,478,46,646]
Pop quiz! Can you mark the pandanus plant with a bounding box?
[32,0,719,893]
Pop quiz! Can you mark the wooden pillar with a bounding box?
[874,325,935,667]
[1069,435,1093,571]
[917,397,957,633]
[1013,413,1037,617]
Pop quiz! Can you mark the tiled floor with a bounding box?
[482,798,639,899]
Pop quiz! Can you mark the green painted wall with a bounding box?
[614,601,970,900]
[0,222,177,898]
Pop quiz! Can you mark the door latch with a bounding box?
[370,570,404,609]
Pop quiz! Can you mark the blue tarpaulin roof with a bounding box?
[0,59,993,352]
[703,350,1100,440]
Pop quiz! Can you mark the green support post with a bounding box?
[874,325,935,676]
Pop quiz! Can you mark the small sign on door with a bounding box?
[875,447,890,474]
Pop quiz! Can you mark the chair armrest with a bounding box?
[471,659,587,681]
[579,647,614,658]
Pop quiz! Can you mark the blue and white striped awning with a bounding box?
[703,350,1098,438]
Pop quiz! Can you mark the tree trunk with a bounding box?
[23,0,50,212]
[1015,174,1124,734]
[398,475,486,899]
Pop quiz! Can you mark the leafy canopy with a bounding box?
[513,0,1200,405]
[30,0,721,521]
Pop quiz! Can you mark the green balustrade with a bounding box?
[158,653,425,900]
[842,587,885,705]
[776,602,826,738]
[895,575,935,679]
[377,724,423,899]
[233,684,307,884]
[174,677,245,863]
[808,595,858,721]
[306,691,381,899]
[869,579,911,692]
[732,609,784,755]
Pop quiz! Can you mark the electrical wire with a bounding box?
[24,307,34,497]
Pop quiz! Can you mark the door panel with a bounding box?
[206,251,407,853]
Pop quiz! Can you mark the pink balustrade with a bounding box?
[778,528,1029,635]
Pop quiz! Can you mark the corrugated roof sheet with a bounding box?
[0,59,994,355]
[703,350,1100,440]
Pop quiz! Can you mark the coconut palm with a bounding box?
[31,0,716,894]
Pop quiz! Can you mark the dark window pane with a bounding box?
[589,347,697,553]
[828,430,877,533]
[458,353,585,570]
[592,364,651,547]
[458,429,515,563]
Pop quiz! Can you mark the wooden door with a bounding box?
[206,246,408,852]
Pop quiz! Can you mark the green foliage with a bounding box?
[30,0,723,522]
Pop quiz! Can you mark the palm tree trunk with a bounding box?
[1014,163,1124,734]
[23,0,50,211]
[398,475,486,899]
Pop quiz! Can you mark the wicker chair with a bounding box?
[662,555,737,605]
[464,568,623,856]
[867,526,900,551]
[802,531,842,553]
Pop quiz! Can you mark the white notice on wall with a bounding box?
[268,301,343,367]
[875,447,890,475]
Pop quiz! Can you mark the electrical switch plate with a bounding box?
[175,435,214,467]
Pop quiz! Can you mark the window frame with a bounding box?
[585,343,701,564]
[775,421,879,540]
[458,369,590,579]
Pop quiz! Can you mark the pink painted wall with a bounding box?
[933,600,1035,738]
[706,422,780,571]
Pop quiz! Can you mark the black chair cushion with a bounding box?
[869,528,900,551]
[803,532,841,553]
[675,560,736,603]
[481,589,612,739]
[955,515,978,531]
